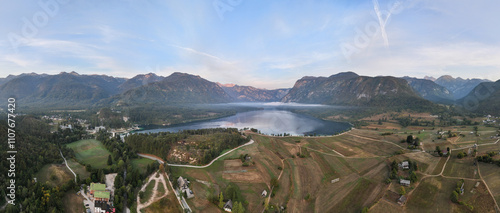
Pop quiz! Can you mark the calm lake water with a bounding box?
[137,103,351,136]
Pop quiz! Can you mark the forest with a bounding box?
[0,115,79,212]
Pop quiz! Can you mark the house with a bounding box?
[401,161,409,170]
[60,124,72,130]
[442,150,448,156]
[460,182,465,195]
[223,200,233,212]
[94,200,115,213]
[90,183,106,195]
[261,190,268,197]
[397,195,407,205]
[94,201,107,213]
[177,176,194,199]
[177,176,189,189]
[95,126,106,132]
[400,179,410,186]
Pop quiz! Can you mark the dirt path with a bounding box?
[136,171,169,212]
[262,158,285,213]
[59,149,76,182]
[452,139,499,151]
[346,133,407,150]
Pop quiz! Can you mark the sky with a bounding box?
[1,0,499,89]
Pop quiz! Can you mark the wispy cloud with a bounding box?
[0,1,499,88]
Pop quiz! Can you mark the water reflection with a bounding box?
[138,109,351,136]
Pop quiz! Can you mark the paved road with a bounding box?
[60,149,77,182]
[138,139,255,168]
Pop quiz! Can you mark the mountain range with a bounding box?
[0,71,497,114]
[402,77,454,104]
[434,75,490,99]
[281,72,431,108]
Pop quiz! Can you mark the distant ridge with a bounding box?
[218,83,290,102]
[402,76,454,104]
[282,72,433,109]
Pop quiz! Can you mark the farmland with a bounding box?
[155,123,500,212]
[66,139,111,169]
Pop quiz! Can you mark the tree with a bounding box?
[107,155,112,165]
[399,186,406,196]
[451,191,459,203]
[409,171,418,183]
[362,207,369,213]
[457,152,464,159]
[232,201,241,213]
[236,201,245,213]
[159,163,165,173]
[406,135,413,144]
[218,192,224,209]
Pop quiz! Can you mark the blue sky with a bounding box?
[1,0,499,89]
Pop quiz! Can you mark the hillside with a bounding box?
[219,84,290,102]
[118,73,164,93]
[435,75,490,99]
[402,77,454,104]
[282,72,433,109]
[0,72,126,109]
[111,72,233,106]
[458,80,500,115]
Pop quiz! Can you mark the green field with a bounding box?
[131,158,155,174]
[66,139,111,169]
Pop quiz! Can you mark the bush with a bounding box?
[304,193,310,200]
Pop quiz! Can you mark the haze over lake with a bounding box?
[138,103,352,135]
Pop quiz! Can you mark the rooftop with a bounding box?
[90,183,106,191]
[94,191,110,199]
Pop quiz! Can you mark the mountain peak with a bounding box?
[217,83,236,87]
[424,76,436,81]
[59,71,80,76]
[329,71,359,79]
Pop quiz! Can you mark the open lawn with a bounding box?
[66,139,111,169]
[132,157,155,174]
[36,164,73,187]
[406,177,453,213]
[443,155,478,179]
[331,177,384,213]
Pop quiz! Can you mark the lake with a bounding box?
[137,103,352,136]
